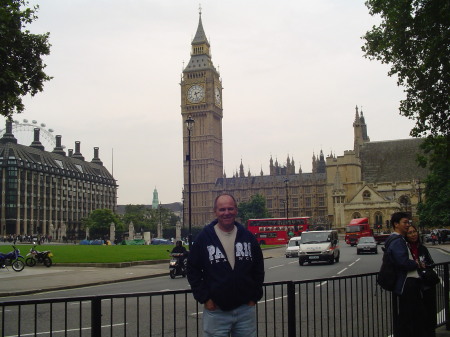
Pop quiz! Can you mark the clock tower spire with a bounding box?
[181,10,223,226]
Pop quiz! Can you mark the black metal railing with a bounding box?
[1,262,449,337]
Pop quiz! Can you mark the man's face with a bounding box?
[395,218,410,235]
[214,195,238,230]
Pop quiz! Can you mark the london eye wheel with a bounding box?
[0,119,57,151]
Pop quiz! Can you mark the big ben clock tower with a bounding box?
[181,9,223,226]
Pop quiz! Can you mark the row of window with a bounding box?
[266,197,325,209]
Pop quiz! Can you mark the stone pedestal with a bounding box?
[110,223,115,243]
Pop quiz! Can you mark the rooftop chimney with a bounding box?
[68,149,73,157]
[52,135,66,156]
[91,147,103,166]
[71,141,85,160]
[30,128,45,151]
[0,119,18,144]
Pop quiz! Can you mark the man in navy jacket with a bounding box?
[187,193,265,337]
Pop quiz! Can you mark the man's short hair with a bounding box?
[391,212,410,228]
[213,193,237,210]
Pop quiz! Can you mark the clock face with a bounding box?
[187,84,205,103]
[215,87,221,106]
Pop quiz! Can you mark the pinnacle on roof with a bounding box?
[192,7,209,46]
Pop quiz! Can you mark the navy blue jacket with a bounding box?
[186,220,265,311]
[385,233,418,295]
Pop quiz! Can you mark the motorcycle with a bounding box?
[0,245,25,272]
[168,252,187,279]
[25,244,53,267]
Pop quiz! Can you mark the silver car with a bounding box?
[356,236,378,254]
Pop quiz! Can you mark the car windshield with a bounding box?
[288,240,299,247]
[346,225,362,233]
[301,232,331,244]
[359,237,375,243]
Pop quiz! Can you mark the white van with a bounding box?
[285,236,302,258]
[298,230,340,265]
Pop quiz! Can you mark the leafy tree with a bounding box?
[362,0,450,227]
[0,0,52,117]
[83,209,124,239]
[238,194,270,225]
[362,0,449,138]
[121,204,180,238]
[121,205,153,232]
[417,137,450,227]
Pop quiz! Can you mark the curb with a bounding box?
[54,259,169,268]
[0,271,169,298]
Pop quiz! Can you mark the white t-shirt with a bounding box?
[214,224,237,269]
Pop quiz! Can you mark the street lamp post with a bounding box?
[284,178,289,220]
[159,202,162,238]
[185,115,195,250]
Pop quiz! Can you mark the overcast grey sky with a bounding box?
[5,0,416,205]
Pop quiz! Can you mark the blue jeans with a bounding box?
[203,304,256,337]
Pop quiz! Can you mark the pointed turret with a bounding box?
[353,105,364,157]
[317,149,326,173]
[184,8,216,72]
[152,187,159,209]
[239,159,245,177]
[360,109,370,142]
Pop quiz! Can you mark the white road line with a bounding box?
[316,281,328,288]
[337,268,347,275]
[288,261,298,264]
[4,323,125,337]
[348,258,360,267]
[268,264,284,269]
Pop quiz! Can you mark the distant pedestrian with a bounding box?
[187,193,265,337]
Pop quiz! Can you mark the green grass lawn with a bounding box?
[0,244,277,263]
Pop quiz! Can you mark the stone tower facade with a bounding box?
[181,11,223,226]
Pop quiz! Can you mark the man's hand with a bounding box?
[204,299,216,311]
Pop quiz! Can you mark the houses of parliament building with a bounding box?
[181,12,428,229]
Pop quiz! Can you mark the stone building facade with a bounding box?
[181,12,428,230]
[0,120,117,239]
[327,107,428,229]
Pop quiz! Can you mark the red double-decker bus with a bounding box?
[246,217,311,245]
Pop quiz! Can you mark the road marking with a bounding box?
[288,261,298,264]
[316,281,327,288]
[348,258,360,267]
[337,268,347,275]
[4,323,125,337]
[268,264,284,269]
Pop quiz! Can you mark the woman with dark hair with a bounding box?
[406,224,437,337]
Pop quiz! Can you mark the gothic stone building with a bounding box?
[0,120,117,239]
[181,12,327,227]
[326,107,428,229]
[182,13,428,230]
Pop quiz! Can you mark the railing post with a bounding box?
[287,281,296,337]
[91,297,102,337]
[445,264,450,330]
